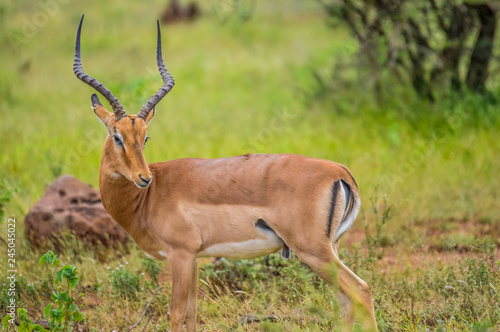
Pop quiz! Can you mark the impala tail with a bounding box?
[330,178,361,244]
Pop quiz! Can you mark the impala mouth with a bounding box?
[134,174,152,188]
[135,181,150,189]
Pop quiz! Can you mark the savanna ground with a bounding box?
[1,0,499,331]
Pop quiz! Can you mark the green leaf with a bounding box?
[68,303,77,313]
[68,276,79,289]
[58,291,69,303]
[40,251,61,267]
[2,314,12,330]
[52,308,62,320]
[73,311,83,322]
[44,303,53,319]
[18,321,30,332]
[62,265,76,278]
[42,251,54,264]
[56,270,63,283]
[51,291,59,301]
[31,324,49,332]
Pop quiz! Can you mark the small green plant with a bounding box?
[198,253,324,303]
[2,251,83,331]
[39,251,83,331]
[109,264,144,299]
[364,189,393,263]
[199,255,287,293]
[142,258,162,287]
[2,308,48,332]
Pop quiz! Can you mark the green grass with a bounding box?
[1,0,499,331]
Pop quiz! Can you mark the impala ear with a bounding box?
[145,108,155,125]
[91,94,113,127]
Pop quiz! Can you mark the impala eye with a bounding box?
[144,136,150,148]
[113,135,123,147]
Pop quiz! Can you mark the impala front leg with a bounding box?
[185,259,199,332]
[169,250,196,332]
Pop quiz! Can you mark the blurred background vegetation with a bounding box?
[0,0,499,331]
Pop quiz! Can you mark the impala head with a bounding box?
[73,15,174,188]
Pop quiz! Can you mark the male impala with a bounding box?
[73,16,377,331]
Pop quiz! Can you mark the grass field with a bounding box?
[1,0,499,331]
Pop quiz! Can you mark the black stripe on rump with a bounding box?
[339,165,358,189]
[326,180,340,238]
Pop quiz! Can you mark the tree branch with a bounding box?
[127,294,155,331]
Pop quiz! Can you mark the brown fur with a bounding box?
[93,106,377,331]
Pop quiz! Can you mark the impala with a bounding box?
[73,15,377,331]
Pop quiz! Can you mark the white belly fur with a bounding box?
[197,229,284,259]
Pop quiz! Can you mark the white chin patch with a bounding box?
[134,181,149,189]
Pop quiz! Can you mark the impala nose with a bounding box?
[138,173,152,187]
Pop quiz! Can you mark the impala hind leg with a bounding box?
[168,250,196,332]
[292,247,377,331]
[336,257,377,331]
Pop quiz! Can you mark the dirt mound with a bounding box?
[25,175,128,248]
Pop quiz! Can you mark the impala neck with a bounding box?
[98,146,150,235]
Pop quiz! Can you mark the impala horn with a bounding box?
[137,20,175,121]
[73,15,127,120]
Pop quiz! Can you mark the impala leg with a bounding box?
[331,242,356,330]
[293,248,377,331]
[185,259,198,332]
[338,291,354,331]
[168,250,196,332]
[335,258,377,331]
